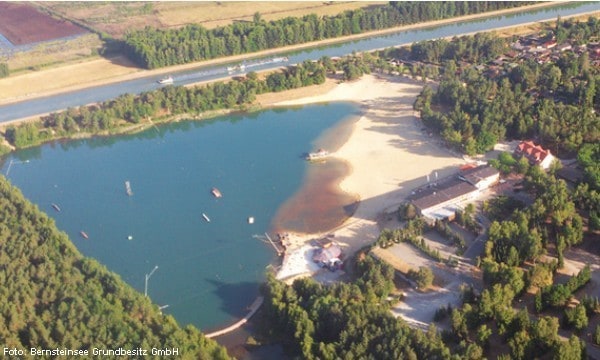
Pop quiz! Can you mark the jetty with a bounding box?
[205,296,264,338]
[125,181,133,196]
[254,233,283,256]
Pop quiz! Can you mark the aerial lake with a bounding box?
[1,103,359,331]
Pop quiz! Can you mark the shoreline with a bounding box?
[271,74,467,282]
[0,1,576,106]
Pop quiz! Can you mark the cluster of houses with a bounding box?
[388,32,600,80]
[474,36,600,79]
[509,35,600,66]
[410,140,555,220]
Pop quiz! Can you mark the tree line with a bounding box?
[122,2,533,69]
[574,142,600,231]
[260,254,455,359]
[4,60,327,149]
[413,17,600,155]
[0,176,230,359]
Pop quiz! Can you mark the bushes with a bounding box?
[409,266,434,289]
[563,304,588,332]
[433,219,466,253]
[0,62,8,78]
[538,265,591,311]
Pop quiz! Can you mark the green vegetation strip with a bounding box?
[4,60,327,149]
[121,2,535,69]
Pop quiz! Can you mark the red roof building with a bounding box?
[515,141,555,169]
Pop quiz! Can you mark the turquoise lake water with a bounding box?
[1,103,359,331]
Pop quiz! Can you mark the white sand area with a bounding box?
[275,74,466,282]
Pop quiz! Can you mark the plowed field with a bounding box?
[0,2,86,45]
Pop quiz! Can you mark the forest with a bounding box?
[0,176,230,359]
[121,1,533,69]
[259,255,455,359]
[412,17,600,156]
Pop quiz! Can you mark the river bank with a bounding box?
[0,1,574,106]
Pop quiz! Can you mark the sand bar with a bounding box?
[274,74,466,281]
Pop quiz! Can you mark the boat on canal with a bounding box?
[158,76,174,85]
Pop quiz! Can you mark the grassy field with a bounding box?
[41,2,385,38]
[6,33,103,74]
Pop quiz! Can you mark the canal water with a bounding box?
[1,103,360,331]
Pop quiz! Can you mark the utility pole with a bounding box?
[144,265,159,297]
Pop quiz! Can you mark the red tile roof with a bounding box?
[515,141,552,164]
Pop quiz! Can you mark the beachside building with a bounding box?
[312,243,343,270]
[459,165,500,190]
[411,178,480,220]
[514,140,555,169]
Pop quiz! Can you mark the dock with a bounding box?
[253,233,283,256]
[205,296,264,338]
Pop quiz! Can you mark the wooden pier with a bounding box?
[205,296,264,338]
[253,233,283,256]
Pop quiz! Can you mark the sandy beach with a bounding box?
[273,74,466,282]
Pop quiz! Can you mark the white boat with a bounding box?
[125,180,133,196]
[248,217,255,224]
[158,76,174,84]
[211,187,222,198]
[306,149,329,161]
[202,213,211,222]
[271,56,289,63]
[227,64,245,73]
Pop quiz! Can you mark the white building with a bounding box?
[514,141,555,170]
